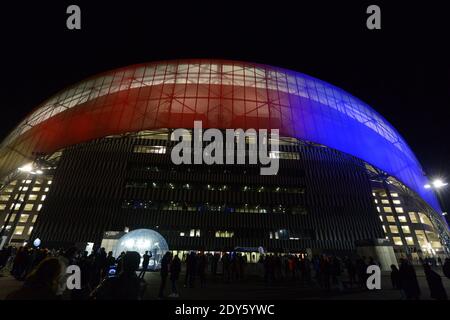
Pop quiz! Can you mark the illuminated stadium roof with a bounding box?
[0,59,440,211]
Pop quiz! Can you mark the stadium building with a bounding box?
[0,60,448,262]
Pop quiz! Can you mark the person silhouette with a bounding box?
[91,251,147,300]
[139,251,150,279]
[158,252,173,298]
[6,257,63,300]
[423,263,448,300]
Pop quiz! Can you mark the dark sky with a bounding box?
[0,1,449,212]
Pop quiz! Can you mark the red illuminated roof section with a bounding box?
[0,59,440,212]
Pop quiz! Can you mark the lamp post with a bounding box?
[424,178,448,219]
[424,178,449,256]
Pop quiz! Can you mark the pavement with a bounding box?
[1,264,449,300]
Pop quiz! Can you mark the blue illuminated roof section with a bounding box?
[0,60,440,212]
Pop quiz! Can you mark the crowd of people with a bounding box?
[390,258,449,300]
[1,244,450,300]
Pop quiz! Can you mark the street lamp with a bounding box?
[424,178,448,189]
[424,178,448,216]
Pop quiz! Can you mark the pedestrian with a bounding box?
[423,263,448,300]
[197,252,207,287]
[139,251,150,279]
[106,251,116,270]
[211,253,219,275]
[221,252,230,282]
[6,257,63,300]
[443,258,450,280]
[158,251,172,298]
[345,258,356,288]
[169,254,181,298]
[390,264,401,289]
[91,251,147,300]
[399,259,420,299]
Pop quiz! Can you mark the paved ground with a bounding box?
[1,265,449,300]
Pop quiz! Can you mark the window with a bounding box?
[376,207,381,213]
[179,232,185,237]
[19,214,29,223]
[418,213,433,226]
[415,230,428,247]
[269,151,300,160]
[395,207,404,213]
[136,130,169,140]
[41,195,46,201]
[401,226,411,234]
[3,187,14,193]
[381,199,389,204]
[379,215,383,222]
[382,225,387,233]
[386,216,395,223]
[374,199,378,204]
[391,193,399,197]
[269,137,299,146]
[28,194,38,201]
[398,216,407,223]
[182,184,191,190]
[409,212,418,223]
[37,204,43,211]
[291,206,307,215]
[0,204,6,211]
[393,200,401,205]
[32,215,38,223]
[133,145,166,154]
[272,205,286,214]
[392,237,403,246]
[4,214,16,222]
[189,229,200,237]
[32,187,41,192]
[14,226,24,235]
[28,226,34,235]
[405,237,414,245]
[384,207,392,213]
[215,231,234,238]
[24,204,34,211]
[390,225,399,233]
[270,229,289,240]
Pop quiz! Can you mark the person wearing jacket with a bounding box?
[90,251,147,300]
[158,251,173,298]
[169,254,181,298]
[6,257,63,300]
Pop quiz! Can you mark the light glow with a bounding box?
[0,60,442,212]
[113,228,169,270]
[432,179,448,188]
[18,163,33,173]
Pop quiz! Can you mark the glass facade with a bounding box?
[372,188,444,257]
[0,60,441,213]
[0,174,53,245]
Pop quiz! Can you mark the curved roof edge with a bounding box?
[0,59,442,213]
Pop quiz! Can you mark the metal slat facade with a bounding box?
[31,134,383,254]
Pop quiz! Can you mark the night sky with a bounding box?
[0,1,449,213]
